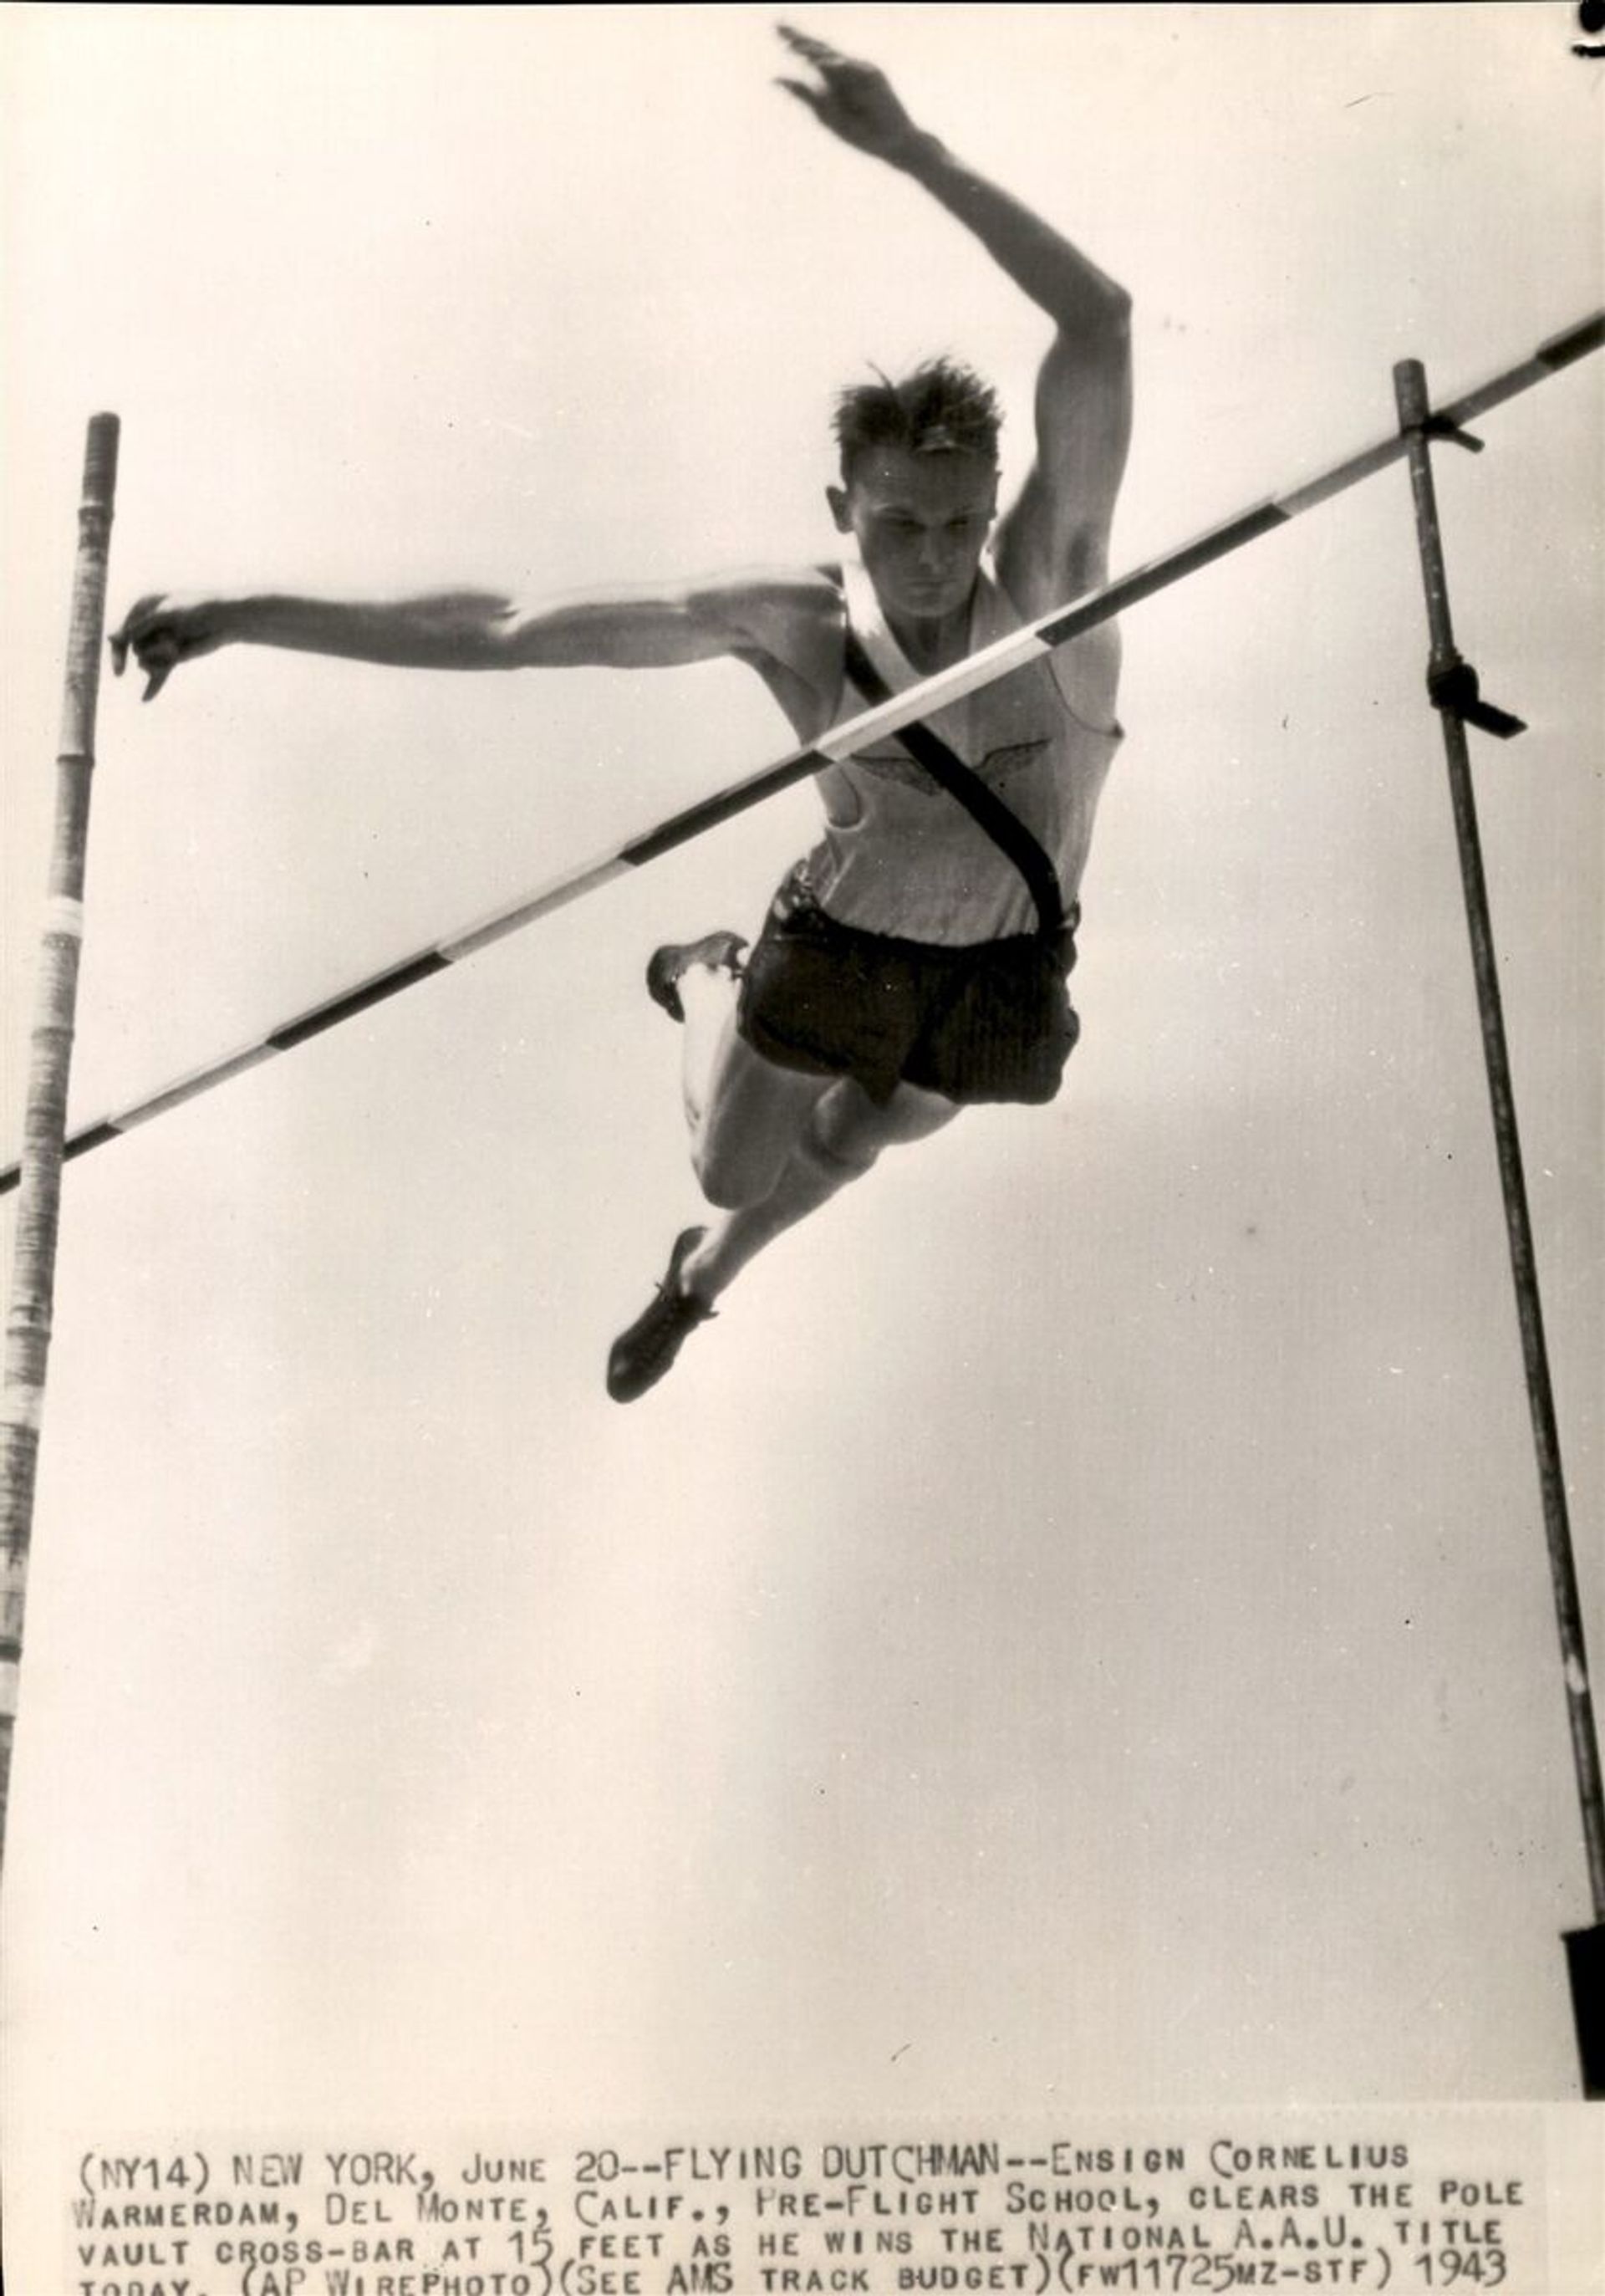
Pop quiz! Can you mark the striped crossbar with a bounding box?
[3,310,1598,1197]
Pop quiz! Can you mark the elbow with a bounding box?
[476,596,539,669]
[1080,278,1132,341]
[1063,290,1132,382]
[385,592,524,670]
[1093,282,1132,339]
[1050,287,1130,371]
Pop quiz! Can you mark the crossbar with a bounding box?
[1,310,1598,1196]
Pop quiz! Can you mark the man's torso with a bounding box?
[745,556,1123,946]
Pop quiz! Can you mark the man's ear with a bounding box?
[826,483,852,534]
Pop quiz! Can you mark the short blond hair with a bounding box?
[833,357,1001,480]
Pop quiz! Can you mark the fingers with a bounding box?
[138,631,181,701]
[777,24,855,79]
[107,597,181,701]
[777,25,840,64]
[108,640,173,701]
[109,593,160,676]
[775,75,824,115]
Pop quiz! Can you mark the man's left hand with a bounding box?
[775,24,926,167]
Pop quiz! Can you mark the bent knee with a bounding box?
[800,1112,884,1184]
[692,1133,784,1211]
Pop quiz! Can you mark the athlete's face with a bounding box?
[828,446,999,626]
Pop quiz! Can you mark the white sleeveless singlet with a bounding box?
[804,555,1122,948]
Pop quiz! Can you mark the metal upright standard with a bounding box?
[1394,358,1605,2097]
[0,414,120,1881]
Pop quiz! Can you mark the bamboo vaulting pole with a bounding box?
[0,414,120,1881]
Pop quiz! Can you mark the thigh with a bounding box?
[813,1074,961,1162]
[738,875,921,1108]
[697,1009,837,1203]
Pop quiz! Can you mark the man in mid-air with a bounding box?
[111,27,1133,1403]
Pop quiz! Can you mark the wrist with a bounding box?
[889,127,948,181]
[214,591,262,645]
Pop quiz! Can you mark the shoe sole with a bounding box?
[645,934,746,1023]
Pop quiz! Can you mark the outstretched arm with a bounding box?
[109,571,834,704]
[777,24,1132,613]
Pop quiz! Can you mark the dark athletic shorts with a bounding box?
[736,865,1081,1109]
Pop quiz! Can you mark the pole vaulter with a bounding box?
[1,310,1597,1200]
[2,319,1601,2075]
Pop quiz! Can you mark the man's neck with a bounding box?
[884,594,976,678]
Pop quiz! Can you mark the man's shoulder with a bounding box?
[695,563,842,631]
[690,564,844,733]
[696,563,843,676]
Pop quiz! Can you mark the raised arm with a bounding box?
[109,569,838,707]
[777,24,1132,615]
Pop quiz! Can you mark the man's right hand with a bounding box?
[110,593,233,701]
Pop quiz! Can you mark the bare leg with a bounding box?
[676,962,744,1142]
[682,1073,959,1303]
[607,983,957,1399]
[679,969,839,1212]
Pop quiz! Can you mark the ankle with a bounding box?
[677,1234,721,1306]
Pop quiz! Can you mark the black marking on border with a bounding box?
[1040,503,1292,647]
[267,951,452,1051]
[621,754,831,867]
[64,1121,122,1162]
[1537,315,1605,371]
[0,1635,21,1664]
[3,1120,126,1188]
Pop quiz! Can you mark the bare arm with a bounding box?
[109,570,834,702]
[777,25,1132,611]
[898,132,1132,612]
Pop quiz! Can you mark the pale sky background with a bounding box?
[2,3,1602,2284]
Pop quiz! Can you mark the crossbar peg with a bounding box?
[1427,655,1527,741]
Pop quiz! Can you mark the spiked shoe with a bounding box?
[606,1227,717,1402]
[645,930,747,1023]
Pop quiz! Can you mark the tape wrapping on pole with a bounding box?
[1,314,1599,1196]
